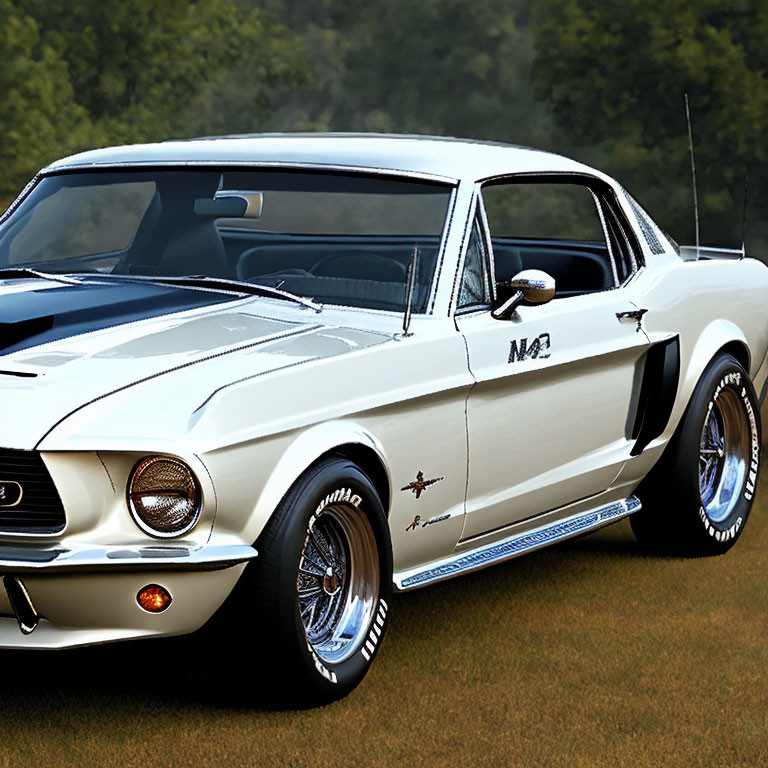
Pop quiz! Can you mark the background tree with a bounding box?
[532,0,768,248]
[257,0,554,147]
[3,0,768,255]
[0,0,92,199]
[0,0,306,201]
[20,0,307,142]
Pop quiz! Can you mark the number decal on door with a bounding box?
[508,333,551,363]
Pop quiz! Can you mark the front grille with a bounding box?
[0,449,66,533]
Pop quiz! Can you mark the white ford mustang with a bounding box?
[0,134,765,704]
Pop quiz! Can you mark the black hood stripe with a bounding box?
[0,279,234,355]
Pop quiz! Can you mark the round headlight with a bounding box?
[128,457,201,537]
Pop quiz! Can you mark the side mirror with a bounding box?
[491,269,556,320]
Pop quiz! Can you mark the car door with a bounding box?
[455,176,651,540]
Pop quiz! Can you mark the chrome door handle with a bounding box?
[616,308,648,332]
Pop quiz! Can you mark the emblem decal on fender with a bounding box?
[405,512,451,532]
[509,333,551,363]
[401,471,444,500]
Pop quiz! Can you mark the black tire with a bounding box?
[631,353,761,555]
[223,455,392,707]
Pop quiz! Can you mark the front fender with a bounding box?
[236,421,390,546]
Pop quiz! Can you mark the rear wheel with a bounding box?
[631,354,761,554]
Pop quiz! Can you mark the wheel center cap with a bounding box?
[323,566,340,596]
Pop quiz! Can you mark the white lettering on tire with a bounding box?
[741,386,760,501]
[307,643,338,684]
[698,370,758,539]
[304,487,364,685]
[360,599,388,662]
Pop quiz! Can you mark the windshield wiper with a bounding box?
[0,268,83,285]
[110,274,322,312]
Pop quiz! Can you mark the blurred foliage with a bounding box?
[0,0,306,199]
[0,0,92,199]
[531,0,768,249]
[483,183,605,242]
[2,0,768,252]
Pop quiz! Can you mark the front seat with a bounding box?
[158,217,230,278]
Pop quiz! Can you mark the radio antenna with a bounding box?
[402,246,419,337]
[741,173,748,259]
[684,93,701,256]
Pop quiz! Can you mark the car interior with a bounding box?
[0,170,451,314]
[480,179,636,304]
[221,232,440,312]
[1,172,639,314]
[492,237,615,299]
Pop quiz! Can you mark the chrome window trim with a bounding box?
[595,189,643,277]
[427,185,459,315]
[620,188,671,257]
[0,172,43,228]
[616,205,639,272]
[448,184,498,317]
[591,189,620,288]
[454,304,492,318]
[620,262,645,289]
[44,160,459,186]
[455,206,493,312]
[448,186,481,317]
[476,192,496,304]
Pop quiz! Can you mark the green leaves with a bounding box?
[0,1,91,198]
[0,0,307,199]
[532,0,768,247]
[2,0,767,252]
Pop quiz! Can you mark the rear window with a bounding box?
[218,190,448,236]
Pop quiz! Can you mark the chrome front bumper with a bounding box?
[0,543,258,573]
[0,543,257,649]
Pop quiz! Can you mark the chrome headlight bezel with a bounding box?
[127,456,202,538]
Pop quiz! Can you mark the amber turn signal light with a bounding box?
[137,584,172,613]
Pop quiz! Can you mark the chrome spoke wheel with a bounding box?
[297,500,379,664]
[699,387,750,523]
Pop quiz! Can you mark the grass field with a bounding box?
[1,407,767,767]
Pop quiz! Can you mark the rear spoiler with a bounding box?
[679,245,745,262]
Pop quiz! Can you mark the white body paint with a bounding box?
[0,134,765,647]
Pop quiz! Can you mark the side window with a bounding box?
[482,180,626,299]
[457,214,491,309]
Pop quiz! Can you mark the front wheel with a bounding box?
[234,456,392,707]
[631,353,761,554]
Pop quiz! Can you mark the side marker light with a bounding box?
[137,584,172,613]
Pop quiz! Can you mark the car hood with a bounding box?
[0,279,392,449]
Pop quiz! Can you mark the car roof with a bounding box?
[46,132,606,184]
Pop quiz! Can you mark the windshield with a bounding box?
[0,169,453,313]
